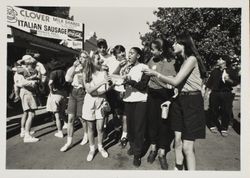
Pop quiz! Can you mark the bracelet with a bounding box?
[157,73,161,79]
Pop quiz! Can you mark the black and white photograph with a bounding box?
[2,0,250,177]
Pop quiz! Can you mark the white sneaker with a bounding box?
[60,143,71,152]
[221,130,229,137]
[80,137,88,145]
[20,130,36,138]
[23,136,39,143]
[99,148,108,158]
[87,150,95,162]
[209,127,218,134]
[55,132,64,138]
[62,123,68,129]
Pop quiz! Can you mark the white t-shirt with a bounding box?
[36,62,46,75]
[100,54,120,74]
[123,63,149,102]
[90,71,107,93]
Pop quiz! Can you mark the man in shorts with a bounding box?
[46,59,67,138]
[14,59,39,143]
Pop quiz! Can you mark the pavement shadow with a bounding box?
[7,101,23,117]
[205,109,240,135]
[205,109,223,131]
[7,102,46,118]
[103,119,121,151]
[232,118,240,135]
[6,111,53,140]
[36,128,58,138]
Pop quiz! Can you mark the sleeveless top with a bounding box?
[181,59,202,92]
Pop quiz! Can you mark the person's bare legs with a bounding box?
[24,111,35,137]
[86,121,95,161]
[20,111,28,137]
[183,140,196,170]
[122,115,127,133]
[54,112,63,135]
[96,119,108,158]
[60,114,74,151]
[121,115,128,138]
[174,131,184,165]
[79,117,88,145]
[96,119,104,146]
[23,110,39,142]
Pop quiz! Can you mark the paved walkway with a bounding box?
[6,88,240,170]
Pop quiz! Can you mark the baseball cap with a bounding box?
[22,55,34,61]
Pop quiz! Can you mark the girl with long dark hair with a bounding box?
[143,32,206,170]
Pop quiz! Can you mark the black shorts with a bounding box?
[169,92,206,141]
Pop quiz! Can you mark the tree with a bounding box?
[140,8,241,70]
[20,7,72,19]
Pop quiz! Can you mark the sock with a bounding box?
[121,131,127,138]
[21,128,25,132]
[58,130,63,134]
[158,148,165,157]
[25,130,31,137]
[90,145,95,151]
[151,144,157,151]
[67,137,72,145]
[83,133,88,139]
[175,164,183,170]
[98,144,103,150]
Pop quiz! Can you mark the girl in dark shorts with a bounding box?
[143,32,207,170]
[60,50,89,152]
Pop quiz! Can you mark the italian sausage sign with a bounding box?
[7,6,83,49]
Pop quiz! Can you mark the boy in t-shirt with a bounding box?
[46,60,67,138]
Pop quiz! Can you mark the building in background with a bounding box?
[84,31,98,53]
[7,6,84,65]
[6,6,86,112]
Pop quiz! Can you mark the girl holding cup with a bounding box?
[143,32,206,170]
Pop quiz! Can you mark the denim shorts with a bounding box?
[67,87,85,117]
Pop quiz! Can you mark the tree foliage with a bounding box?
[20,7,72,20]
[140,8,241,69]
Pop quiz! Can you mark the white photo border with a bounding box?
[1,0,249,178]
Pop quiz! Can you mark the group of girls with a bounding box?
[18,31,206,170]
[60,32,206,170]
